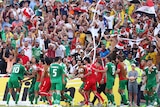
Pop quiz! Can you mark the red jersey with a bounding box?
[84,64,96,83]
[36,64,44,82]
[96,66,106,84]
[117,63,127,81]
[17,54,29,65]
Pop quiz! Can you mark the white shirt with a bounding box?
[104,15,114,29]
[22,45,32,61]
[55,45,66,58]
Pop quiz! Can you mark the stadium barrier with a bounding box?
[0,77,121,105]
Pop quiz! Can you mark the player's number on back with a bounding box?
[52,69,57,77]
[12,67,20,73]
[112,65,116,75]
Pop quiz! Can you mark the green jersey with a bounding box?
[106,62,116,79]
[49,63,63,83]
[144,66,158,85]
[32,47,41,60]
[60,63,68,82]
[10,63,26,80]
[29,67,36,84]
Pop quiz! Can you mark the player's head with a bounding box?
[39,58,45,65]
[116,55,123,63]
[45,57,52,65]
[31,57,38,64]
[96,59,102,67]
[16,58,22,64]
[84,57,90,64]
[54,57,61,63]
[106,56,111,63]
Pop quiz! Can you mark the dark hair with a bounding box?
[40,58,45,64]
[54,57,61,62]
[16,58,21,63]
[106,56,111,62]
[96,59,102,65]
[116,55,123,62]
[45,57,52,65]
[84,57,90,63]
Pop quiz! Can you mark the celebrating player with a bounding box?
[60,58,73,106]
[91,58,106,106]
[116,56,129,105]
[95,57,116,106]
[34,59,44,104]
[39,57,52,105]
[81,57,104,107]
[6,58,27,105]
[143,59,160,106]
[49,57,65,107]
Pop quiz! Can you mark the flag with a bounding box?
[116,42,124,49]
[128,0,140,4]
[136,0,156,18]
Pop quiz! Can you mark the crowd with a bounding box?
[0,0,160,106]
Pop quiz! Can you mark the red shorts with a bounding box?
[39,77,51,92]
[84,81,97,91]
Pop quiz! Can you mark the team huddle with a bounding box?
[5,55,160,107]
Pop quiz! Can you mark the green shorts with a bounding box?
[34,82,40,91]
[80,83,84,89]
[145,82,157,91]
[8,77,20,88]
[119,80,127,90]
[51,82,62,91]
[106,79,115,90]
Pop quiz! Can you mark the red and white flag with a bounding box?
[136,0,156,18]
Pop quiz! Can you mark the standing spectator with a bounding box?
[128,64,138,107]
[2,48,17,73]
[32,39,43,60]
[55,39,66,58]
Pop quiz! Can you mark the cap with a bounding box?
[36,39,40,43]
[131,63,136,67]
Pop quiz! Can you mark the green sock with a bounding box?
[154,92,160,104]
[64,93,73,102]
[29,94,34,104]
[42,96,46,102]
[144,94,149,106]
[121,93,127,104]
[52,92,56,100]
[7,93,11,104]
[109,94,115,103]
[56,93,61,104]
[15,93,20,104]
[35,96,39,104]
[106,93,111,102]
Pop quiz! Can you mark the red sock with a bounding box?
[83,92,89,105]
[39,91,51,97]
[95,93,104,103]
[48,99,52,105]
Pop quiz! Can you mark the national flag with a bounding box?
[136,0,156,18]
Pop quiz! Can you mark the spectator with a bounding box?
[2,48,16,73]
[128,64,138,107]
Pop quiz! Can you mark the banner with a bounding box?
[0,77,121,106]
